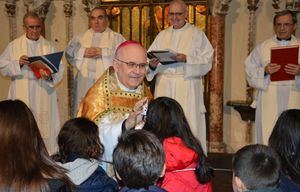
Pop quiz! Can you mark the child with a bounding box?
[0,99,73,192]
[53,117,118,192]
[113,129,166,192]
[143,97,213,192]
[232,144,281,192]
[269,109,300,191]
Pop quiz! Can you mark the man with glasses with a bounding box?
[245,10,300,144]
[78,40,152,174]
[147,0,213,153]
[0,12,64,154]
[65,7,125,116]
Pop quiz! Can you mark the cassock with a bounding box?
[0,34,64,154]
[65,28,125,115]
[147,23,213,153]
[245,35,300,144]
[78,67,152,173]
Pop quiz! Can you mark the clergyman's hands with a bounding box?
[264,63,281,75]
[125,97,148,130]
[285,64,300,75]
[174,53,186,62]
[149,58,160,70]
[84,47,102,58]
[19,55,29,66]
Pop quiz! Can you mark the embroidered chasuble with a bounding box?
[77,67,153,123]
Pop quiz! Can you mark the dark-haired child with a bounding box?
[232,144,281,192]
[53,117,117,192]
[113,129,166,192]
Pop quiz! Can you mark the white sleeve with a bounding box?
[184,30,213,78]
[65,35,86,71]
[98,116,126,163]
[0,44,22,77]
[245,45,270,90]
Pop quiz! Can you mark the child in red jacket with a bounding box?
[143,97,214,192]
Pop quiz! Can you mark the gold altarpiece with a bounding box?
[82,0,208,48]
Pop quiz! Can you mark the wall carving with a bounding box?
[5,0,18,40]
[212,0,232,15]
[24,0,51,19]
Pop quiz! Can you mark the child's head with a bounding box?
[232,144,281,192]
[144,96,191,141]
[57,117,104,162]
[113,129,165,189]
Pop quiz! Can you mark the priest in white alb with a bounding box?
[245,10,300,144]
[65,7,125,115]
[0,12,64,154]
[147,0,213,153]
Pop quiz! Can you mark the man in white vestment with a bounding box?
[245,10,300,144]
[147,0,213,153]
[77,41,152,173]
[65,7,125,115]
[0,12,64,154]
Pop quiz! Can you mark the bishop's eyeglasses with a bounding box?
[114,58,148,70]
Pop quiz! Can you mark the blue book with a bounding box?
[27,51,63,78]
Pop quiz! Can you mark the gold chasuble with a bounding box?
[77,67,153,123]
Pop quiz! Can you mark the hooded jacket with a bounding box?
[57,157,117,192]
[161,137,212,192]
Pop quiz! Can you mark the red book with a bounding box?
[28,60,52,79]
[270,45,299,81]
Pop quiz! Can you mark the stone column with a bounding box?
[246,0,259,103]
[5,0,18,41]
[244,0,259,143]
[208,0,231,152]
[64,0,75,118]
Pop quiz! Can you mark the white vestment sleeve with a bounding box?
[185,30,213,78]
[245,46,270,90]
[98,118,124,163]
[0,44,22,77]
[65,35,86,71]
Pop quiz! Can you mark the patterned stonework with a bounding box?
[24,0,51,19]
[64,0,75,118]
[209,15,226,152]
[212,0,232,15]
[5,0,18,40]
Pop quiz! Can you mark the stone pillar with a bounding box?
[64,0,75,118]
[208,0,232,152]
[244,0,259,143]
[246,0,259,103]
[5,0,18,41]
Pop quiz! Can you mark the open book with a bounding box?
[27,51,64,79]
[147,49,177,65]
[270,45,299,81]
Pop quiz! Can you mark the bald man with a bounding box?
[78,41,152,173]
[147,0,213,153]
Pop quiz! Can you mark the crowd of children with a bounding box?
[0,98,299,192]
